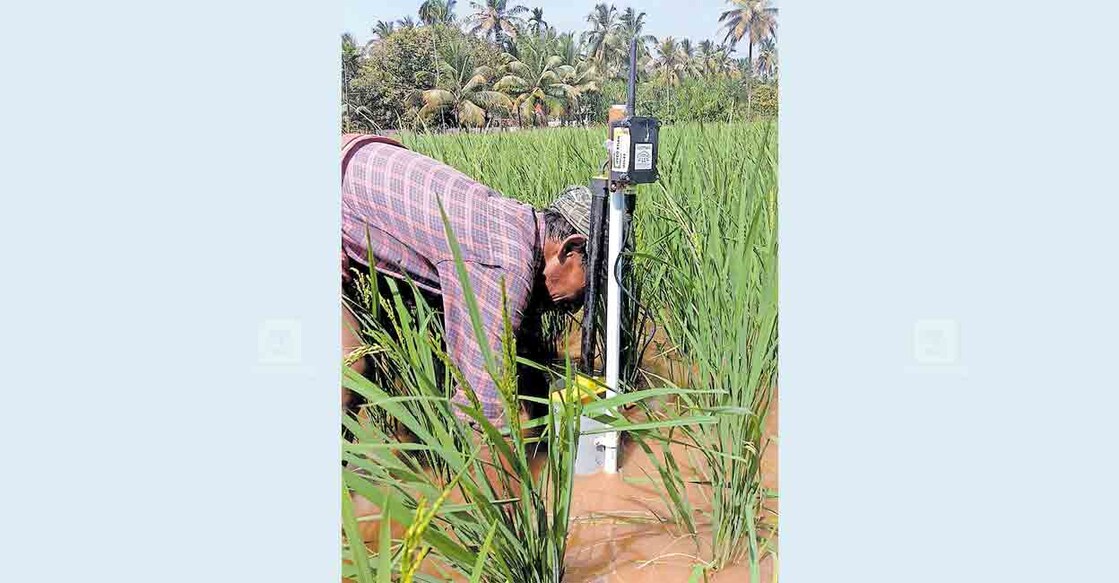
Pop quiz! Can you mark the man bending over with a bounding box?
[340,133,593,426]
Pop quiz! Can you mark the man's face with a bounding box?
[542,234,588,309]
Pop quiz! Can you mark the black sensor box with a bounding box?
[609,116,660,184]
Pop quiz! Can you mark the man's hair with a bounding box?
[543,208,590,268]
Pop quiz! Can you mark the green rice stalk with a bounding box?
[344,121,779,579]
[342,200,709,582]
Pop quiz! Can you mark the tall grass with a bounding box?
[641,123,779,573]
[346,121,779,579]
[342,210,584,582]
[342,202,711,582]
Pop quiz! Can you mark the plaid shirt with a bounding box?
[342,136,545,423]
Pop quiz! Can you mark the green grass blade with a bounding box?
[468,520,499,583]
[376,501,393,583]
[342,484,375,583]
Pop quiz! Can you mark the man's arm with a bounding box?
[436,262,532,425]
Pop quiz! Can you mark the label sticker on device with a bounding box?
[634,143,653,170]
[612,128,630,172]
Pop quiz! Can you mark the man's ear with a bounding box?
[559,234,587,264]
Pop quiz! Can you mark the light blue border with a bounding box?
[2,1,340,580]
[782,1,1119,580]
[3,0,1119,581]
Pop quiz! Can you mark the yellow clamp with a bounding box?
[550,374,608,405]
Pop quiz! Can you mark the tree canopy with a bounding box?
[342,1,778,131]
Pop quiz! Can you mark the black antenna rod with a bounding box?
[626,37,637,116]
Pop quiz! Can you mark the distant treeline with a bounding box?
[342,2,778,132]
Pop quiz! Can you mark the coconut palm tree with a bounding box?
[554,31,580,65]
[364,20,396,54]
[718,0,777,73]
[581,3,619,72]
[418,0,457,26]
[679,38,702,77]
[555,48,600,125]
[342,33,362,90]
[417,40,513,128]
[680,38,695,60]
[419,2,459,93]
[494,35,580,126]
[552,31,601,96]
[719,0,776,115]
[756,37,778,81]
[371,20,396,40]
[696,39,718,77]
[554,33,599,96]
[527,7,548,35]
[652,36,687,86]
[397,16,417,30]
[730,56,751,80]
[468,0,529,48]
[693,39,738,77]
[711,44,735,76]
[616,7,656,66]
[342,33,364,131]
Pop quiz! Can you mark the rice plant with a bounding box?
[342,201,713,582]
[639,122,779,573]
[403,122,779,575]
[342,204,581,582]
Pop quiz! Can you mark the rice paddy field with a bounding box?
[342,121,778,582]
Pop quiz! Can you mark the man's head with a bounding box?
[541,186,593,309]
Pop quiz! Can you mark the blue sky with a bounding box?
[343,1,750,50]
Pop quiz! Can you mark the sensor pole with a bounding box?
[580,37,657,475]
[600,182,626,473]
[626,38,637,116]
[600,38,640,474]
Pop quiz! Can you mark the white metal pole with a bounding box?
[600,187,626,474]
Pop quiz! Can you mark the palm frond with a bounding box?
[420,89,456,109]
[457,100,488,127]
[469,90,513,112]
[493,74,529,94]
[462,73,487,94]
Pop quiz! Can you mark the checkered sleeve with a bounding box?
[436,261,531,426]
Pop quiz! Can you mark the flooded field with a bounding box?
[349,383,778,582]
[344,122,778,582]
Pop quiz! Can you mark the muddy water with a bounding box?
[563,387,778,583]
[349,328,778,582]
